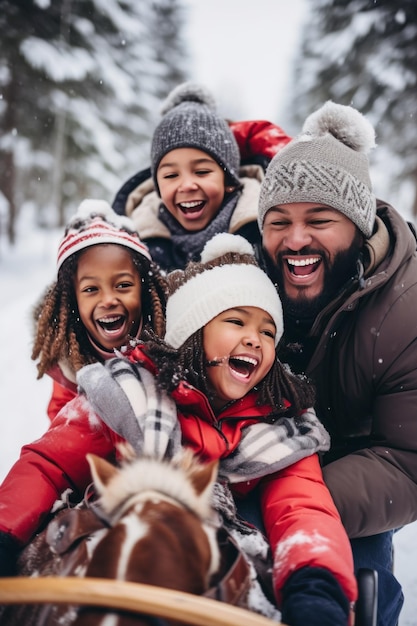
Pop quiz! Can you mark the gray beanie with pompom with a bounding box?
[151,82,241,191]
[258,101,377,238]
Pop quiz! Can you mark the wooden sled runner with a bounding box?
[0,569,378,626]
[0,577,276,626]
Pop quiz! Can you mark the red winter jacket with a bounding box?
[47,380,76,421]
[228,119,292,161]
[0,363,356,605]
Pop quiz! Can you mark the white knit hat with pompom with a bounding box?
[258,100,377,237]
[164,233,283,348]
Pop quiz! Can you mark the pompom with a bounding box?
[302,100,376,154]
[73,199,115,221]
[201,233,255,264]
[160,82,216,115]
[68,199,136,232]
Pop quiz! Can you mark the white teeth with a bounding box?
[232,356,257,366]
[287,257,320,267]
[179,201,202,208]
[97,316,121,323]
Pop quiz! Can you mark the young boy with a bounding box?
[112,82,291,272]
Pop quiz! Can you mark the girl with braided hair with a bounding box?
[31,199,167,420]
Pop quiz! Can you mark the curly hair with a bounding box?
[142,328,315,417]
[32,250,167,379]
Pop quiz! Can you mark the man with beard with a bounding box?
[255,101,417,626]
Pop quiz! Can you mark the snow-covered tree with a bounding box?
[0,0,188,243]
[290,0,417,219]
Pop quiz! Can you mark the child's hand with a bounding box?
[0,532,19,577]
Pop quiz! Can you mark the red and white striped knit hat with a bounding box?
[57,199,151,271]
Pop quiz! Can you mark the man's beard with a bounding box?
[264,233,363,321]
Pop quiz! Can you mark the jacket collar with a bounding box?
[173,380,271,422]
[363,215,390,276]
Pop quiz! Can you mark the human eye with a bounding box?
[116,281,134,290]
[309,217,333,228]
[261,328,276,339]
[308,210,338,226]
[81,285,97,294]
[162,172,178,179]
[225,317,243,327]
[195,168,211,176]
[265,217,290,229]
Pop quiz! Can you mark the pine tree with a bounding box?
[0,0,188,243]
[291,0,417,217]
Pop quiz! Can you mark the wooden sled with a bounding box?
[0,576,278,626]
[0,568,378,626]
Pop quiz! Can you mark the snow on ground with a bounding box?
[0,219,416,625]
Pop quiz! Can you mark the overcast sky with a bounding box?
[183,0,308,129]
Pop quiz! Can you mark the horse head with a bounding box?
[73,448,221,626]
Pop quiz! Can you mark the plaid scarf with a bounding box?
[77,358,182,460]
[77,357,329,483]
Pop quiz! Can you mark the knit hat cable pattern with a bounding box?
[57,199,151,271]
[164,233,284,348]
[258,101,377,237]
[151,82,241,189]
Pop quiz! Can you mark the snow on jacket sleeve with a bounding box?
[0,394,117,546]
[260,454,357,606]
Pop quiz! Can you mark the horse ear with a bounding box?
[86,453,119,493]
[189,460,219,496]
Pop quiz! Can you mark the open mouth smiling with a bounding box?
[178,200,205,214]
[286,256,321,276]
[96,315,126,333]
[228,355,258,379]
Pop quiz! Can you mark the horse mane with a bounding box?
[88,447,218,525]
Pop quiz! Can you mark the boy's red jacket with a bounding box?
[0,351,357,605]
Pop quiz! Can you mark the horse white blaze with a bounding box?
[116,515,149,579]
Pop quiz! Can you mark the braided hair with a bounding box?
[32,250,167,378]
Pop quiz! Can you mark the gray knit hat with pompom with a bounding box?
[151,82,240,191]
[258,101,377,238]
